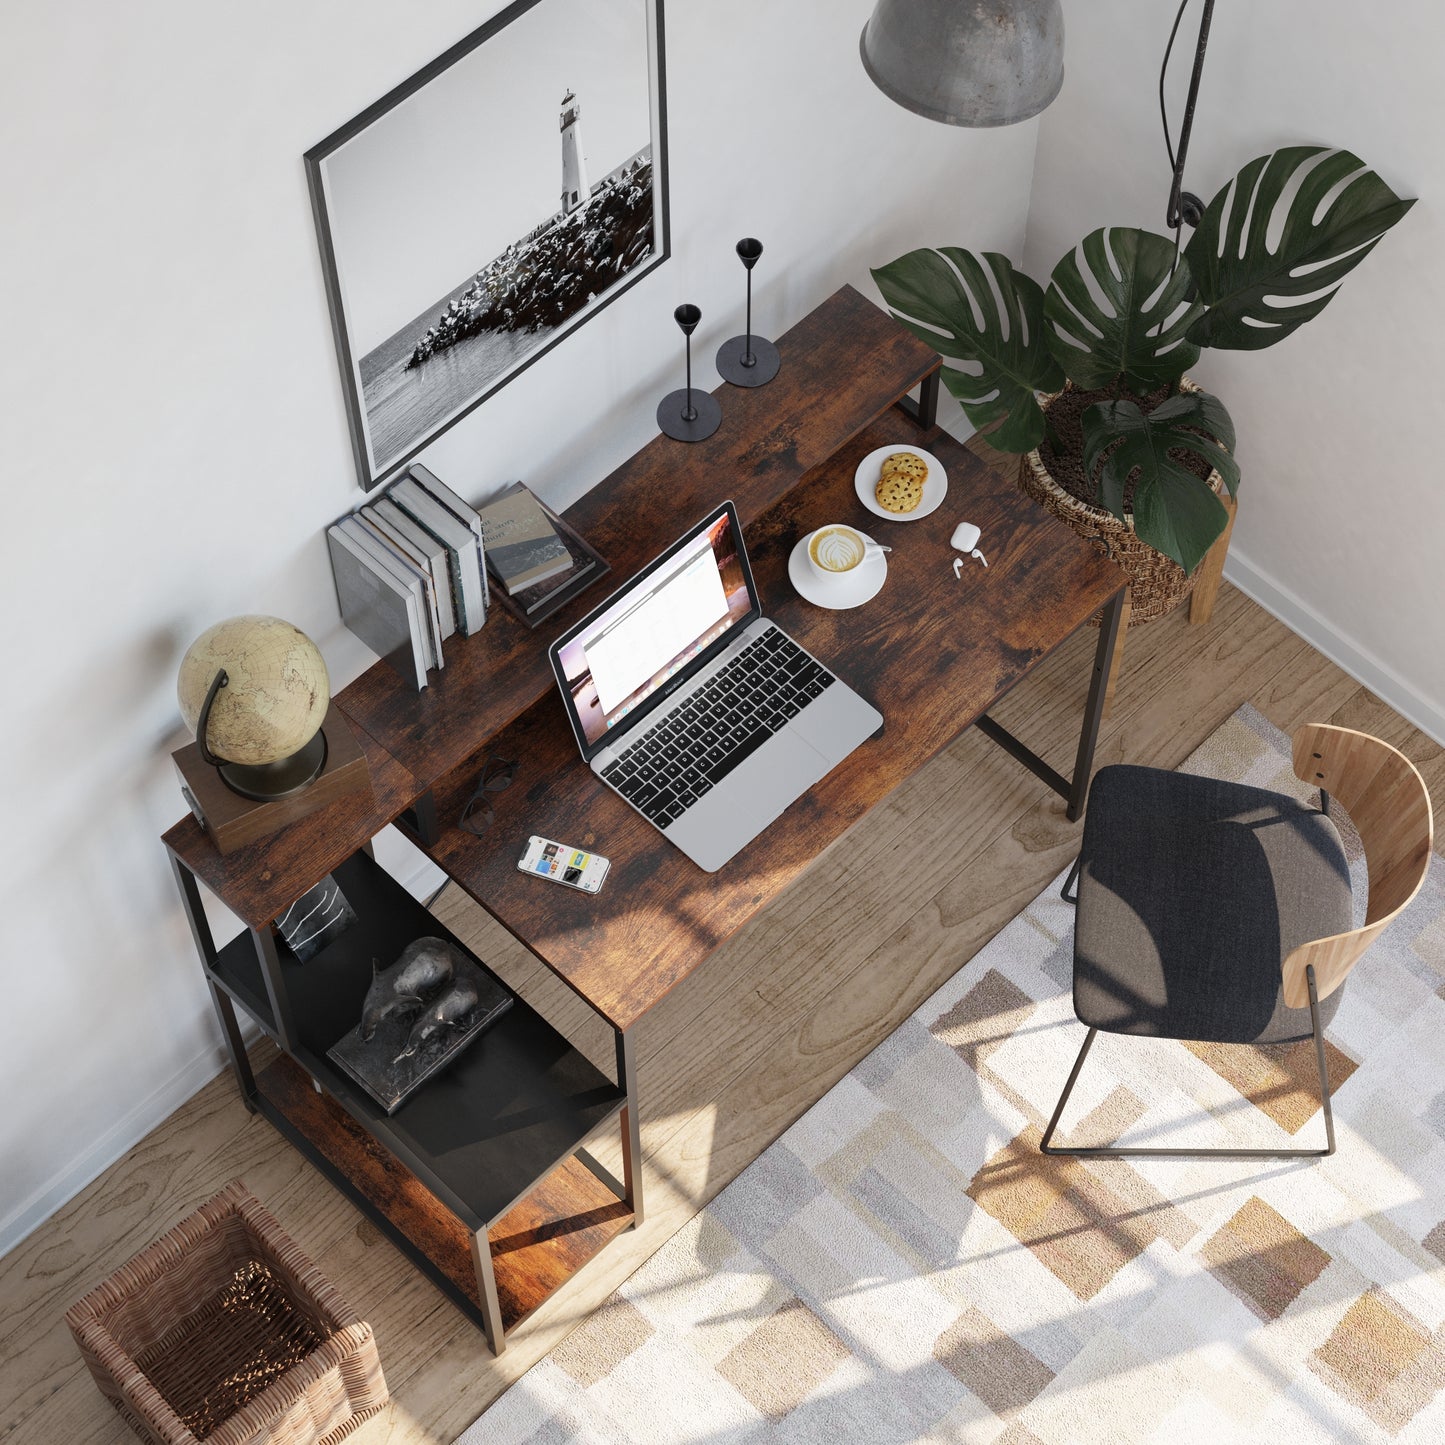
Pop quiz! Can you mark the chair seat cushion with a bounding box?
[1074,765,1352,1044]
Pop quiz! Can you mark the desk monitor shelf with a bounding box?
[334,285,943,794]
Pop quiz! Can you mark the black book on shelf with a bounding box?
[487,484,610,628]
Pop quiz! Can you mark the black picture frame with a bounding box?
[305,0,670,491]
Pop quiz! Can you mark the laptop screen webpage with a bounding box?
[554,508,755,752]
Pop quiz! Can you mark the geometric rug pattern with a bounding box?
[463,706,1445,1443]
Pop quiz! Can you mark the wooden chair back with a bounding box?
[1282,723,1434,1007]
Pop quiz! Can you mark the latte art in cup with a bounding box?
[808,526,867,573]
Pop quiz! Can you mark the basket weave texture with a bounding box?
[1017,380,1226,626]
[64,1180,388,1445]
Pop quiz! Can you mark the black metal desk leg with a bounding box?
[169,853,258,1110]
[400,789,440,847]
[616,1029,644,1227]
[1066,590,1126,822]
[250,925,298,1053]
[470,1228,506,1355]
[208,981,259,1108]
[897,369,941,430]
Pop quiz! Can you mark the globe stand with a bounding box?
[193,668,329,800]
[218,732,328,801]
[173,703,372,856]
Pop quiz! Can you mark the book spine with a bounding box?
[371,498,457,639]
[388,478,485,637]
[338,516,438,671]
[354,511,446,668]
[326,526,428,691]
[410,465,489,627]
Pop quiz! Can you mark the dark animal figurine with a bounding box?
[394,980,479,1062]
[358,937,457,1041]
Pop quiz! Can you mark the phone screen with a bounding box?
[518,836,610,893]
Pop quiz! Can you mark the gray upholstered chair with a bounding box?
[1041,724,1433,1159]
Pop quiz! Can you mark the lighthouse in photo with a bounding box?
[559,89,590,215]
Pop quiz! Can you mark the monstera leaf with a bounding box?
[1044,228,1203,392]
[871,248,1063,453]
[1185,146,1415,351]
[1082,390,1240,575]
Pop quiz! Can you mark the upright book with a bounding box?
[387,476,487,636]
[367,498,457,639]
[409,463,491,614]
[327,524,429,690]
[349,511,445,670]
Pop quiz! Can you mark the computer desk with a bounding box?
[165,285,1125,1352]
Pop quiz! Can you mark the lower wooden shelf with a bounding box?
[259,1053,633,1334]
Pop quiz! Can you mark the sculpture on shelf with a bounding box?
[396,980,482,1062]
[359,939,456,1041]
[328,936,513,1115]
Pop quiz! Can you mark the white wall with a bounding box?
[0,2,1038,1251]
[1025,0,1445,740]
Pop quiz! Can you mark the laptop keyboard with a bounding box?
[599,628,835,829]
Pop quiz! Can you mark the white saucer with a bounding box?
[854,444,948,521]
[788,534,887,609]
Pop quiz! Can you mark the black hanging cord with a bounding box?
[1159,0,1191,175]
[1159,0,1217,236]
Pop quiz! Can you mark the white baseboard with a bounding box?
[0,1038,237,1257]
[1224,546,1445,748]
[0,843,452,1258]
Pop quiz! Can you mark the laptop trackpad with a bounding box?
[666,728,830,873]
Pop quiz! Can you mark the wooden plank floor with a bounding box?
[5,468,1443,1444]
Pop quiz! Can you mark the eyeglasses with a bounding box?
[457,754,517,836]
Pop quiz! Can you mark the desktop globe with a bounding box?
[177,615,331,799]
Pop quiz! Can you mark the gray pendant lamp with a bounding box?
[860,0,1065,128]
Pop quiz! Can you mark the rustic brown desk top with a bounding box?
[424,415,1124,1032]
[163,284,937,930]
[335,283,938,788]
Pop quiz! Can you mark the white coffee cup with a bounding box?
[805,524,888,583]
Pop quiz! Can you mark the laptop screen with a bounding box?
[551,503,758,758]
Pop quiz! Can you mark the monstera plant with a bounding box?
[873,146,1413,578]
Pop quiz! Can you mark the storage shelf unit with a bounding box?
[166,844,635,1353]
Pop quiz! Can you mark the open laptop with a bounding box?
[549,501,883,872]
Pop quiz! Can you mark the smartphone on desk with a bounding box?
[518,835,610,894]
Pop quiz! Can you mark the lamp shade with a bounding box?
[860,0,1065,128]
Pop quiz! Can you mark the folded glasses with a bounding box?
[457,754,517,836]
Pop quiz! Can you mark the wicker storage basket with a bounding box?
[1017,380,1226,626]
[64,1180,388,1445]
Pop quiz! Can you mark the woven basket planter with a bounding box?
[1017,379,1227,626]
[65,1180,388,1445]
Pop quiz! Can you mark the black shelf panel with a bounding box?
[211,851,625,1227]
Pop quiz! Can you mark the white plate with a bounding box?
[853,444,948,521]
[788,534,887,610]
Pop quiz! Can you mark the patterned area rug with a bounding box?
[463,706,1445,1444]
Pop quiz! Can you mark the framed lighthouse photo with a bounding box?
[305,0,670,490]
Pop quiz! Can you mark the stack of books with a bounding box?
[327,464,489,690]
[476,482,609,628]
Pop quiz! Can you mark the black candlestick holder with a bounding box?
[716,238,781,387]
[657,303,722,442]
